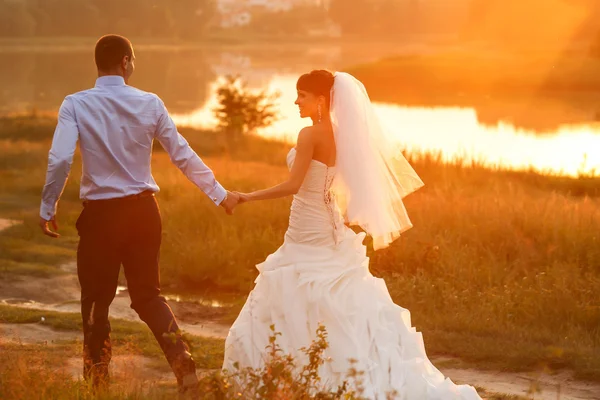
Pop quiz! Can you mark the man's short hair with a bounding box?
[94,35,133,71]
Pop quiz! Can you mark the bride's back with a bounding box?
[286,125,343,247]
[310,123,336,167]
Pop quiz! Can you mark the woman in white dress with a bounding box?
[224,70,482,400]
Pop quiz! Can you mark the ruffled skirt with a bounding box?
[223,228,481,400]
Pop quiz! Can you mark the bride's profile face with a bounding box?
[295,89,321,119]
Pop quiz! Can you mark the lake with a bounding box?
[2,43,599,177]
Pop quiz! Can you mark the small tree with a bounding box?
[213,76,280,144]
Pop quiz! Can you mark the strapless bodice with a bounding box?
[285,148,345,246]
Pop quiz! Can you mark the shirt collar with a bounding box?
[95,75,126,87]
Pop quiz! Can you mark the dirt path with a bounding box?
[63,354,174,383]
[0,322,80,345]
[2,322,600,400]
[3,319,600,399]
[2,257,600,399]
[440,365,600,400]
[0,218,20,231]
[0,261,231,338]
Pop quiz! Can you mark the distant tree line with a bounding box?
[2,0,600,53]
[0,50,216,114]
[245,5,330,36]
[0,0,216,39]
[0,0,459,39]
[328,0,423,37]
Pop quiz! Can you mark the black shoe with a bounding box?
[171,351,199,400]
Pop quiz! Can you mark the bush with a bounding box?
[204,325,370,399]
[213,76,279,145]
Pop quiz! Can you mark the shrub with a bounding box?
[203,325,369,399]
[213,76,279,145]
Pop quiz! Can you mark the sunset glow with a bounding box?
[173,75,600,177]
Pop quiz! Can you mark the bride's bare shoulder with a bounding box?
[300,124,330,137]
[298,126,318,142]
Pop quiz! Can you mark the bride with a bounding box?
[224,70,482,399]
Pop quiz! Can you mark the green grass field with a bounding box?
[1,115,599,385]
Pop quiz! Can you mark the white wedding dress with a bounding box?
[223,148,482,400]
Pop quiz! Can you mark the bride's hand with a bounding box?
[234,192,251,204]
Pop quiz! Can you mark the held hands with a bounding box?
[220,191,240,215]
[220,191,251,215]
[235,192,251,204]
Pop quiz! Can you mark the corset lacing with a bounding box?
[324,166,340,245]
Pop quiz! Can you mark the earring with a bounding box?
[318,104,322,123]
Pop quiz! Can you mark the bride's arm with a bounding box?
[242,128,315,202]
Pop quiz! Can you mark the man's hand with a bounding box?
[39,216,60,238]
[220,191,240,215]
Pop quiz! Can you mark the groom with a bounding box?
[38,34,239,397]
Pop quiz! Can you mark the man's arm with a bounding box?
[39,97,79,237]
[154,97,237,211]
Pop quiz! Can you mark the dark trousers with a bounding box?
[76,193,194,387]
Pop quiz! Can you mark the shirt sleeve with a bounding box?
[154,97,226,206]
[40,97,79,219]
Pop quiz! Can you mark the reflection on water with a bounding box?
[2,45,600,177]
[173,75,600,177]
[164,294,227,308]
[372,105,600,177]
[0,44,367,115]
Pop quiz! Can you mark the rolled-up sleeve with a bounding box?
[40,97,79,219]
[154,97,226,205]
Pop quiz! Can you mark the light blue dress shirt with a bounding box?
[40,75,226,219]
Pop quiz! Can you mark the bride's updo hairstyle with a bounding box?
[296,70,335,108]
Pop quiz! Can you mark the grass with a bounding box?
[0,116,599,385]
[0,343,181,400]
[1,314,517,400]
[0,313,525,400]
[0,304,225,370]
[0,350,522,400]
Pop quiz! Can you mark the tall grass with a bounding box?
[1,117,599,380]
[0,342,184,400]
[0,320,517,400]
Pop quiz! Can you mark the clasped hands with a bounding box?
[219,191,251,215]
[41,191,250,238]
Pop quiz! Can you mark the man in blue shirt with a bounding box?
[39,34,238,398]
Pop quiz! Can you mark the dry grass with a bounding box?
[1,319,520,400]
[0,343,180,400]
[0,305,225,370]
[0,117,599,384]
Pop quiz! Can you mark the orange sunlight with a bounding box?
[173,75,600,177]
